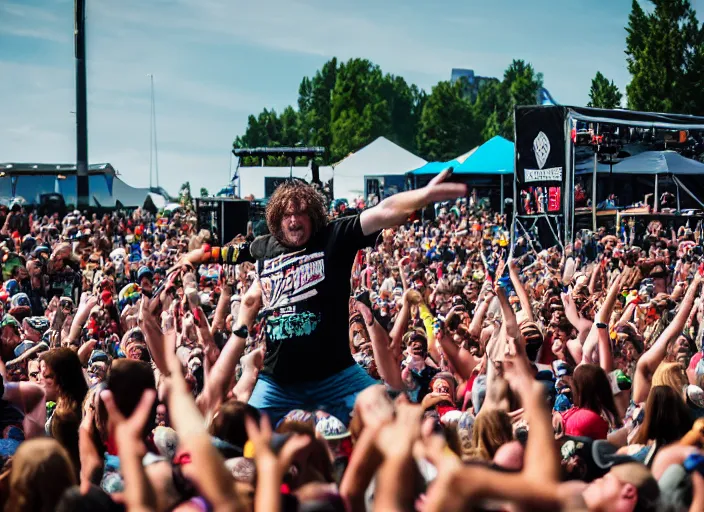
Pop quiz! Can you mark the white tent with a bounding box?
[328,137,427,201]
[112,178,165,208]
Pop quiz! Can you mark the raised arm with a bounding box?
[633,274,702,404]
[339,423,384,512]
[495,286,518,340]
[561,291,592,343]
[210,279,233,334]
[508,259,534,322]
[197,332,251,416]
[102,389,158,512]
[373,404,423,512]
[360,169,466,235]
[354,301,404,390]
[435,324,480,381]
[164,349,241,511]
[469,288,492,339]
[588,261,602,295]
[581,273,623,366]
[390,287,414,358]
[63,293,99,347]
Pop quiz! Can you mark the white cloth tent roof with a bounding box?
[112,178,165,208]
[329,137,426,201]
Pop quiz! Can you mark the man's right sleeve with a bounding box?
[217,241,255,265]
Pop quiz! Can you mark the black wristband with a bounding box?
[233,325,248,339]
[596,322,608,329]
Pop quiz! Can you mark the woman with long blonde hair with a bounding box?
[464,408,513,462]
[6,438,76,512]
[651,362,688,398]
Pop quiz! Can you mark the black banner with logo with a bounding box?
[515,106,567,215]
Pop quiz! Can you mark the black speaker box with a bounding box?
[195,198,250,245]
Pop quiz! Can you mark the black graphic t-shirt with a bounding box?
[252,215,378,384]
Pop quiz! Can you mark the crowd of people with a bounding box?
[1,169,704,511]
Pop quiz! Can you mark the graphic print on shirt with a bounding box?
[259,251,325,342]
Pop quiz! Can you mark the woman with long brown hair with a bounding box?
[620,386,693,465]
[38,348,88,474]
[5,438,76,512]
[561,364,622,440]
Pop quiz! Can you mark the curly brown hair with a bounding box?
[266,180,327,242]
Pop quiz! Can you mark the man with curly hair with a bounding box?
[190,171,465,424]
[232,171,463,424]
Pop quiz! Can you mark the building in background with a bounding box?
[450,68,559,106]
[450,68,497,102]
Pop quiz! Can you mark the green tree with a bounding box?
[625,0,704,114]
[279,106,301,147]
[330,59,391,161]
[482,109,503,141]
[416,80,480,161]
[298,58,337,153]
[233,108,301,165]
[500,60,543,139]
[587,72,623,109]
[199,187,209,197]
[472,60,542,141]
[379,76,424,152]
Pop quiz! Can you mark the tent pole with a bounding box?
[511,109,519,253]
[592,152,597,232]
[673,176,704,209]
[676,178,681,212]
[500,174,504,214]
[654,174,659,213]
[563,111,573,244]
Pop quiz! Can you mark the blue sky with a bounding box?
[1,0,702,195]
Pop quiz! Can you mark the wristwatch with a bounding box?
[232,325,249,339]
[596,322,608,329]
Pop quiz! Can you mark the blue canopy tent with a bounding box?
[453,136,514,175]
[407,136,514,176]
[409,159,460,176]
[453,135,514,209]
[407,136,515,210]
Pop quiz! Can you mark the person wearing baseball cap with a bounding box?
[137,266,154,297]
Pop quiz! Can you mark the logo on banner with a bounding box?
[533,131,550,169]
[525,131,563,183]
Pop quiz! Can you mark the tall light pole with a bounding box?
[149,74,160,189]
[75,0,89,209]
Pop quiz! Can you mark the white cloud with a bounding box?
[0,1,70,42]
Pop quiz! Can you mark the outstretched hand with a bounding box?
[424,169,467,204]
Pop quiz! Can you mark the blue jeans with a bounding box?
[248,364,378,426]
